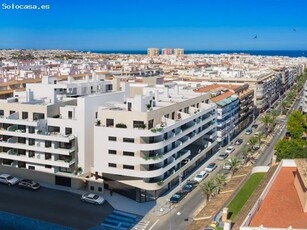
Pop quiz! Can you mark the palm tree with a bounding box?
[201,179,216,202]
[249,136,258,151]
[280,100,289,115]
[241,146,251,165]
[260,114,273,136]
[228,156,242,177]
[214,173,227,192]
[270,109,280,118]
[256,132,264,146]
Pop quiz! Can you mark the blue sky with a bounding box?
[0,0,306,50]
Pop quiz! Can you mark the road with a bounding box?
[0,184,113,229]
[149,90,303,230]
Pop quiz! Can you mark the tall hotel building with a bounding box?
[174,48,184,56]
[147,48,159,57]
[162,48,173,55]
[94,86,217,201]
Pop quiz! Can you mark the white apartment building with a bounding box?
[0,74,122,182]
[93,87,217,202]
[301,81,307,114]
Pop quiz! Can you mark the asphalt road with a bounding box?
[0,185,113,230]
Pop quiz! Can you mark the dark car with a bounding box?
[251,124,258,129]
[170,192,186,203]
[18,179,40,190]
[235,138,243,145]
[182,182,196,193]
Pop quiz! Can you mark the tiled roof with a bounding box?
[210,91,235,103]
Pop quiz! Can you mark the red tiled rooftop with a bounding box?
[210,91,234,103]
[249,167,307,229]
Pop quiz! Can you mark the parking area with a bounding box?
[0,184,113,229]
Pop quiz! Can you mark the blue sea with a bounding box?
[88,50,307,58]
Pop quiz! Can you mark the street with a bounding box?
[0,184,113,229]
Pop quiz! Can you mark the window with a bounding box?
[108,163,117,168]
[45,141,51,148]
[108,150,116,155]
[108,136,117,141]
[29,151,35,158]
[9,110,15,115]
[106,119,114,127]
[28,166,35,170]
[123,165,134,170]
[22,112,28,119]
[128,102,132,111]
[98,187,102,192]
[0,110,3,116]
[133,120,144,128]
[65,127,72,135]
[90,186,94,191]
[123,151,134,156]
[45,153,51,160]
[33,112,44,120]
[45,165,52,169]
[123,138,134,143]
[68,111,73,119]
[148,119,154,129]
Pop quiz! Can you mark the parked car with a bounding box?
[81,193,105,205]
[205,163,217,172]
[235,138,243,145]
[182,182,195,193]
[0,174,19,186]
[223,161,231,170]
[170,192,186,203]
[225,146,235,154]
[245,128,252,135]
[254,131,260,136]
[218,153,229,160]
[194,171,208,183]
[251,124,258,129]
[18,179,40,190]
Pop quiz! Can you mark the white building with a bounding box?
[93,86,217,202]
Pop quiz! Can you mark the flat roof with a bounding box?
[249,167,307,228]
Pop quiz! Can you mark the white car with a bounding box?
[225,146,235,154]
[193,171,208,183]
[81,193,105,205]
[218,152,229,160]
[205,163,217,172]
[223,162,231,170]
[0,174,19,186]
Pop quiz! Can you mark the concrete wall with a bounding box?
[294,169,307,212]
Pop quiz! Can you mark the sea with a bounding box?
[88,50,307,58]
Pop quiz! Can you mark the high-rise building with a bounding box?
[174,48,184,56]
[147,48,159,57]
[162,48,173,55]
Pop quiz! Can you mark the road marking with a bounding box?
[148,219,159,230]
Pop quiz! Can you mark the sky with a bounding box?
[0,0,307,50]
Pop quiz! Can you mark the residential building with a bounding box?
[162,48,173,55]
[0,74,119,183]
[174,48,184,56]
[147,48,159,57]
[301,81,307,114]
[93,86,217,202]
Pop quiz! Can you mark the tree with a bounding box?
[249,136,258,151]
[228,156,242,177]
[270,109,280,118]
[260,114,274,136]
[214,173,227,192]
[201,179,216,202]
[241,147,251,165]
[256,132,264,146]
[279,100,289,115]
[274,138,307,161]
[287,110,305,139]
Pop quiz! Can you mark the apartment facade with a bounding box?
[93,87,217,202]
[174,48,184,56]
[0,74,120,182]
[147,48,159,57]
